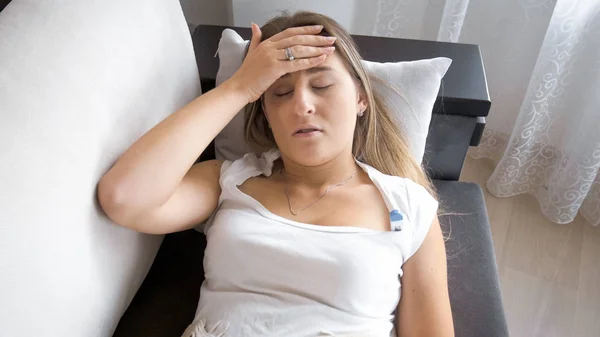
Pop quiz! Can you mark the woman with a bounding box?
[98,11,453,337]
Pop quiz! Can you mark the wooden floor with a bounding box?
[460,156,600,337]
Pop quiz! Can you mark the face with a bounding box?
[262,52,368,166]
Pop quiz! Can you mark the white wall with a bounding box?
[179,0,232,26]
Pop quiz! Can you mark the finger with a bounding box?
[285,54,329,72]
[269,25,323,42]
[274,35,336,49]
[277,45,335,61]
[248,22,262,52]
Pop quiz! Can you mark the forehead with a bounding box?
[318,51,345,69]
[280,52,349,79]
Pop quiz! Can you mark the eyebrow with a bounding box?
[279,66,335,78]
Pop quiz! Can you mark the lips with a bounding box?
[295,128,320,134]
[293,125,322,135]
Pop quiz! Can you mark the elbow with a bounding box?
[97,176,119,211]
[97,177,137,230]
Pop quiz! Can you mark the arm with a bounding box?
[97,24,335,234]
[97,82,246,234]
[396,217,454,337]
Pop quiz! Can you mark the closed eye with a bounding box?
[274,85,333,97]
[275,91,293,97]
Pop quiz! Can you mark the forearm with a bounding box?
[98,79,247,211]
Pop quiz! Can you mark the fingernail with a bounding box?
[314,25,324,29]
[324,46,335,52]
[326,36,337,41]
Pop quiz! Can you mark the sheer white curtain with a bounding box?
[372,0,600,226]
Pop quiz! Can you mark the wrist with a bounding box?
[220,78,250,105]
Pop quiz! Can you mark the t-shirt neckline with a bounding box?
[231,149,398,234]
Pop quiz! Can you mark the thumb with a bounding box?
[248,22,262,52]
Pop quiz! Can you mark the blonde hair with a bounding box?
[244,11,435,197]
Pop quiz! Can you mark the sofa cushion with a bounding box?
[433,180,509,337]
[0,1,200,336]
[113,181,508,337]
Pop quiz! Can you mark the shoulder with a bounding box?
[360,163,434,205]
[358,162,437,225]
[361,164,439,258]
[220,149,281,182]
[371,169,428,195]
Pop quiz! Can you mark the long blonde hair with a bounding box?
[244,11,435,197]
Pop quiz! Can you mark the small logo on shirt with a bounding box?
[390,210,404,232]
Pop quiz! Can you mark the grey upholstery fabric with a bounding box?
[424,114,477,180]
[113,180,508,337]
[434,180,509,337]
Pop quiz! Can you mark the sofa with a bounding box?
[0,1,508,336]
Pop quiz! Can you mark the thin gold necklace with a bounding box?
[281,167,360,216]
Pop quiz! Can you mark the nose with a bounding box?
[291,84,316,116]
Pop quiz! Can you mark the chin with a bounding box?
[283,144,332,167]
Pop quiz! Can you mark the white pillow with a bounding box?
[0,1,200,337]
[214,28,451,163]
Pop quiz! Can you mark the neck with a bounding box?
[278,150,360,189]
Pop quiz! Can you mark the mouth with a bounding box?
[293,127,323,137]
[294,124,323,135]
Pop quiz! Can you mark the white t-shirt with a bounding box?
[183,149,438,337]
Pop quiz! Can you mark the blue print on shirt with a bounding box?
[390,210,403,222]
[390,210,404,231]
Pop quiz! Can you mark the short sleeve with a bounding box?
[193,159,234,235]
[194,149,280,234]
[404,180,439,259]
